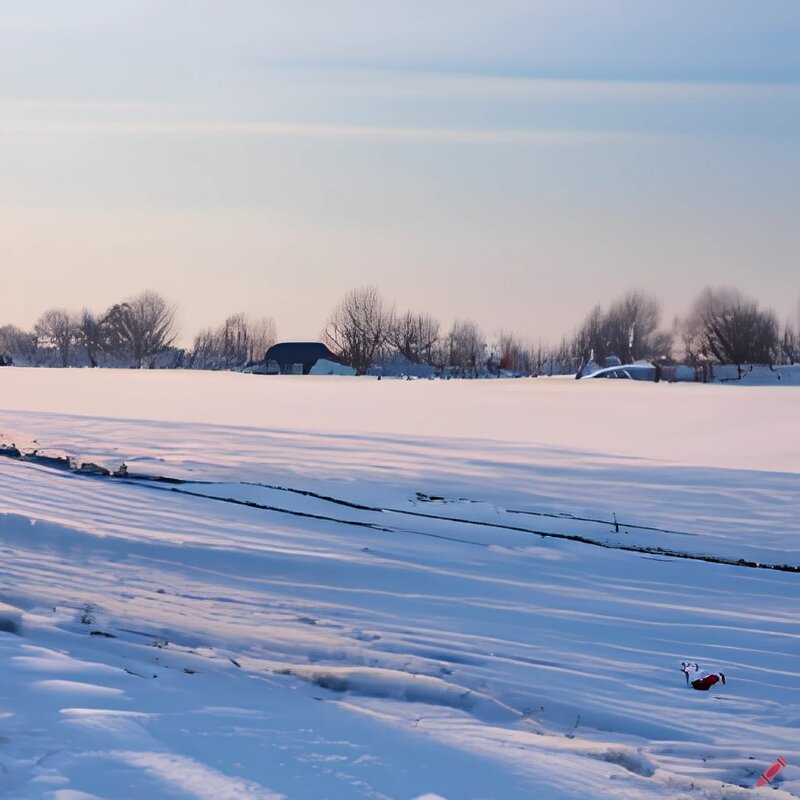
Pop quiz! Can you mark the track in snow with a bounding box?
[2,445,797,573]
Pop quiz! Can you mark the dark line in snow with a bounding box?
[233,480,699,538]
[156,485,394,533]
[3,446,799,574]
[91,475,800,573]
[241,481,377,512]
[504,507,697,537]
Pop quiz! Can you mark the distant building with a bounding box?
[264,342,350,375]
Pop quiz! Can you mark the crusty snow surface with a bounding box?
[0,369,798,799]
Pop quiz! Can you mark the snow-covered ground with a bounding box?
[706,365,800,386]
[0,369,798,799]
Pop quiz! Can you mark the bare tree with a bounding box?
[787,297,800,364]
[0,325,38,365]
[321,286,391,375]
[389,311,440,365]
[538,334,580,376]
[35,308,78,367]
[247,316,277,364]
[683,286,779,367]
[573,291,667,367]
[77,309,107,368]
[189,326,218,369]
[496,331,533,373]
[446,319,485,376]
[189,314,276,370]
[100,303,132,364]
[217,314,252,369]
[572,304,605,369]
[104,291,178,368]
[780,322,799,365]
[606,291,665,361]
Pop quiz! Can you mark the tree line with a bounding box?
[1,285,798,374]
[0,291,276,371]
[321,285,800,375]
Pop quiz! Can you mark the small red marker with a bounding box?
[756,756,787,787]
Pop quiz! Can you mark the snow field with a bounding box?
[0,369,798,798]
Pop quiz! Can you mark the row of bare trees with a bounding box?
[320,287,666,376]
[26,292,179,369]
[189,314,276,370]
[681,287,792,366]
[550,287,798,375]
[318,286,799,376]
[320,287,492,375]
[2,291,275,371]
[3,285,798,374]
[571,292,672,370]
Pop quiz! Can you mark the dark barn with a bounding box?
[264,342,344,375]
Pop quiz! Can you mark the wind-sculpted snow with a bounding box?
[275,665,523,724]
[0,370,798,798]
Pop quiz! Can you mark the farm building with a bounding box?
[264,342,353,375]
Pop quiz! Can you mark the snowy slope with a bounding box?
[0,369,798,799]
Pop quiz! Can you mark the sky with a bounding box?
[1,1,799,345]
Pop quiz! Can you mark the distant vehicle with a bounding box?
[587,364,658,382]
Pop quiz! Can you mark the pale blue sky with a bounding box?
[1,1,798,343]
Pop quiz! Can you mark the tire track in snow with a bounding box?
[3,447,797,574]
[140,480,800,574]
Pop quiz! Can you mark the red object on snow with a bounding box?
[756,756,787,787]
[691,673,722,691]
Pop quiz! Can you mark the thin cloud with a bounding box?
[0,99,177,110]
[363,73,800,100]
[0,119,662,145]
